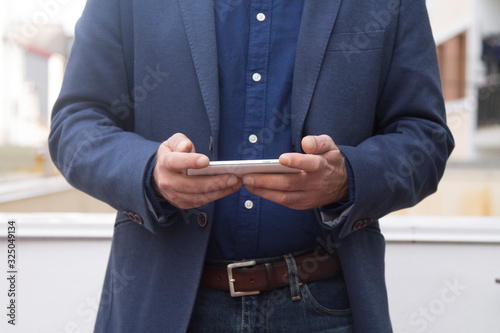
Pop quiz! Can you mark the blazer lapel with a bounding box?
[178,0,220,139]
[291,0,343,150]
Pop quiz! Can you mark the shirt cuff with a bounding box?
[319,155,355,228]
[144,155,178,223]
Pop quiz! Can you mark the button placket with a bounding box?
[241,3,271,162]
[232,1,273,259]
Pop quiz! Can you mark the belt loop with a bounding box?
[283,254,301,301]
[264,263,276,291]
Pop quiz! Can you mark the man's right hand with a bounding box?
[152,133,242,209]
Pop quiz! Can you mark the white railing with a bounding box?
[381,215,500,243]
[0,176,73,204]
[3,213,499,242]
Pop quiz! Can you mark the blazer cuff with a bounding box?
[144,155,179,225]
[319,154,356,228]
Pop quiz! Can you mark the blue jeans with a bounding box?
[187,255,354,333]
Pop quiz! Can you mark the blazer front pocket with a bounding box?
[327,30,385,52]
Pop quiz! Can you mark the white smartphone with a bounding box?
[186,159,301,176]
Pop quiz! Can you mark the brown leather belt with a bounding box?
[200,250,341,297]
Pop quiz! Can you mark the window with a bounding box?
[437,32,467,101]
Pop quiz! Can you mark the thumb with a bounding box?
[301,135,337,154]
[164,133,196,153]
[176,139,195,153]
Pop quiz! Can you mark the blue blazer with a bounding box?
[49,1,454,332]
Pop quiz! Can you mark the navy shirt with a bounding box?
[208,0,323,260]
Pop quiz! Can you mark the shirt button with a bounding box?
[244,200,254,210]
[248,134,258,144]
[256,13,266,22]
[252,73,262,82]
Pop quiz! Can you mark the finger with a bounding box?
[279,153,324,173]
[244,186,310,210]
[159,151,209,171]
[167,173,241,194]
[166,182,242,209]
[164,133,196,153]
[301,135,337,155]
[243,173,303,191]
[165,176,242,209]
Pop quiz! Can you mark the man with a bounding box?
[49,0,454,332]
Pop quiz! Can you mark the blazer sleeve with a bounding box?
[48,0,177,233]
[320,0,454,238]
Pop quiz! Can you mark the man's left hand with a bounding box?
[243,135,349,210]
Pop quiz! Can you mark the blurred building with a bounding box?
[398,0,500,216]
[1,24,67,147]
[428,0,500,159]
[0,0,84,180]
[0,0,498,214]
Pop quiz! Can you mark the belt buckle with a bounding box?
[227,260,260,297]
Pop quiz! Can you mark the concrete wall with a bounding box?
[0,213,499,333]
[382,216,500,333]
[0,213,113,333]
